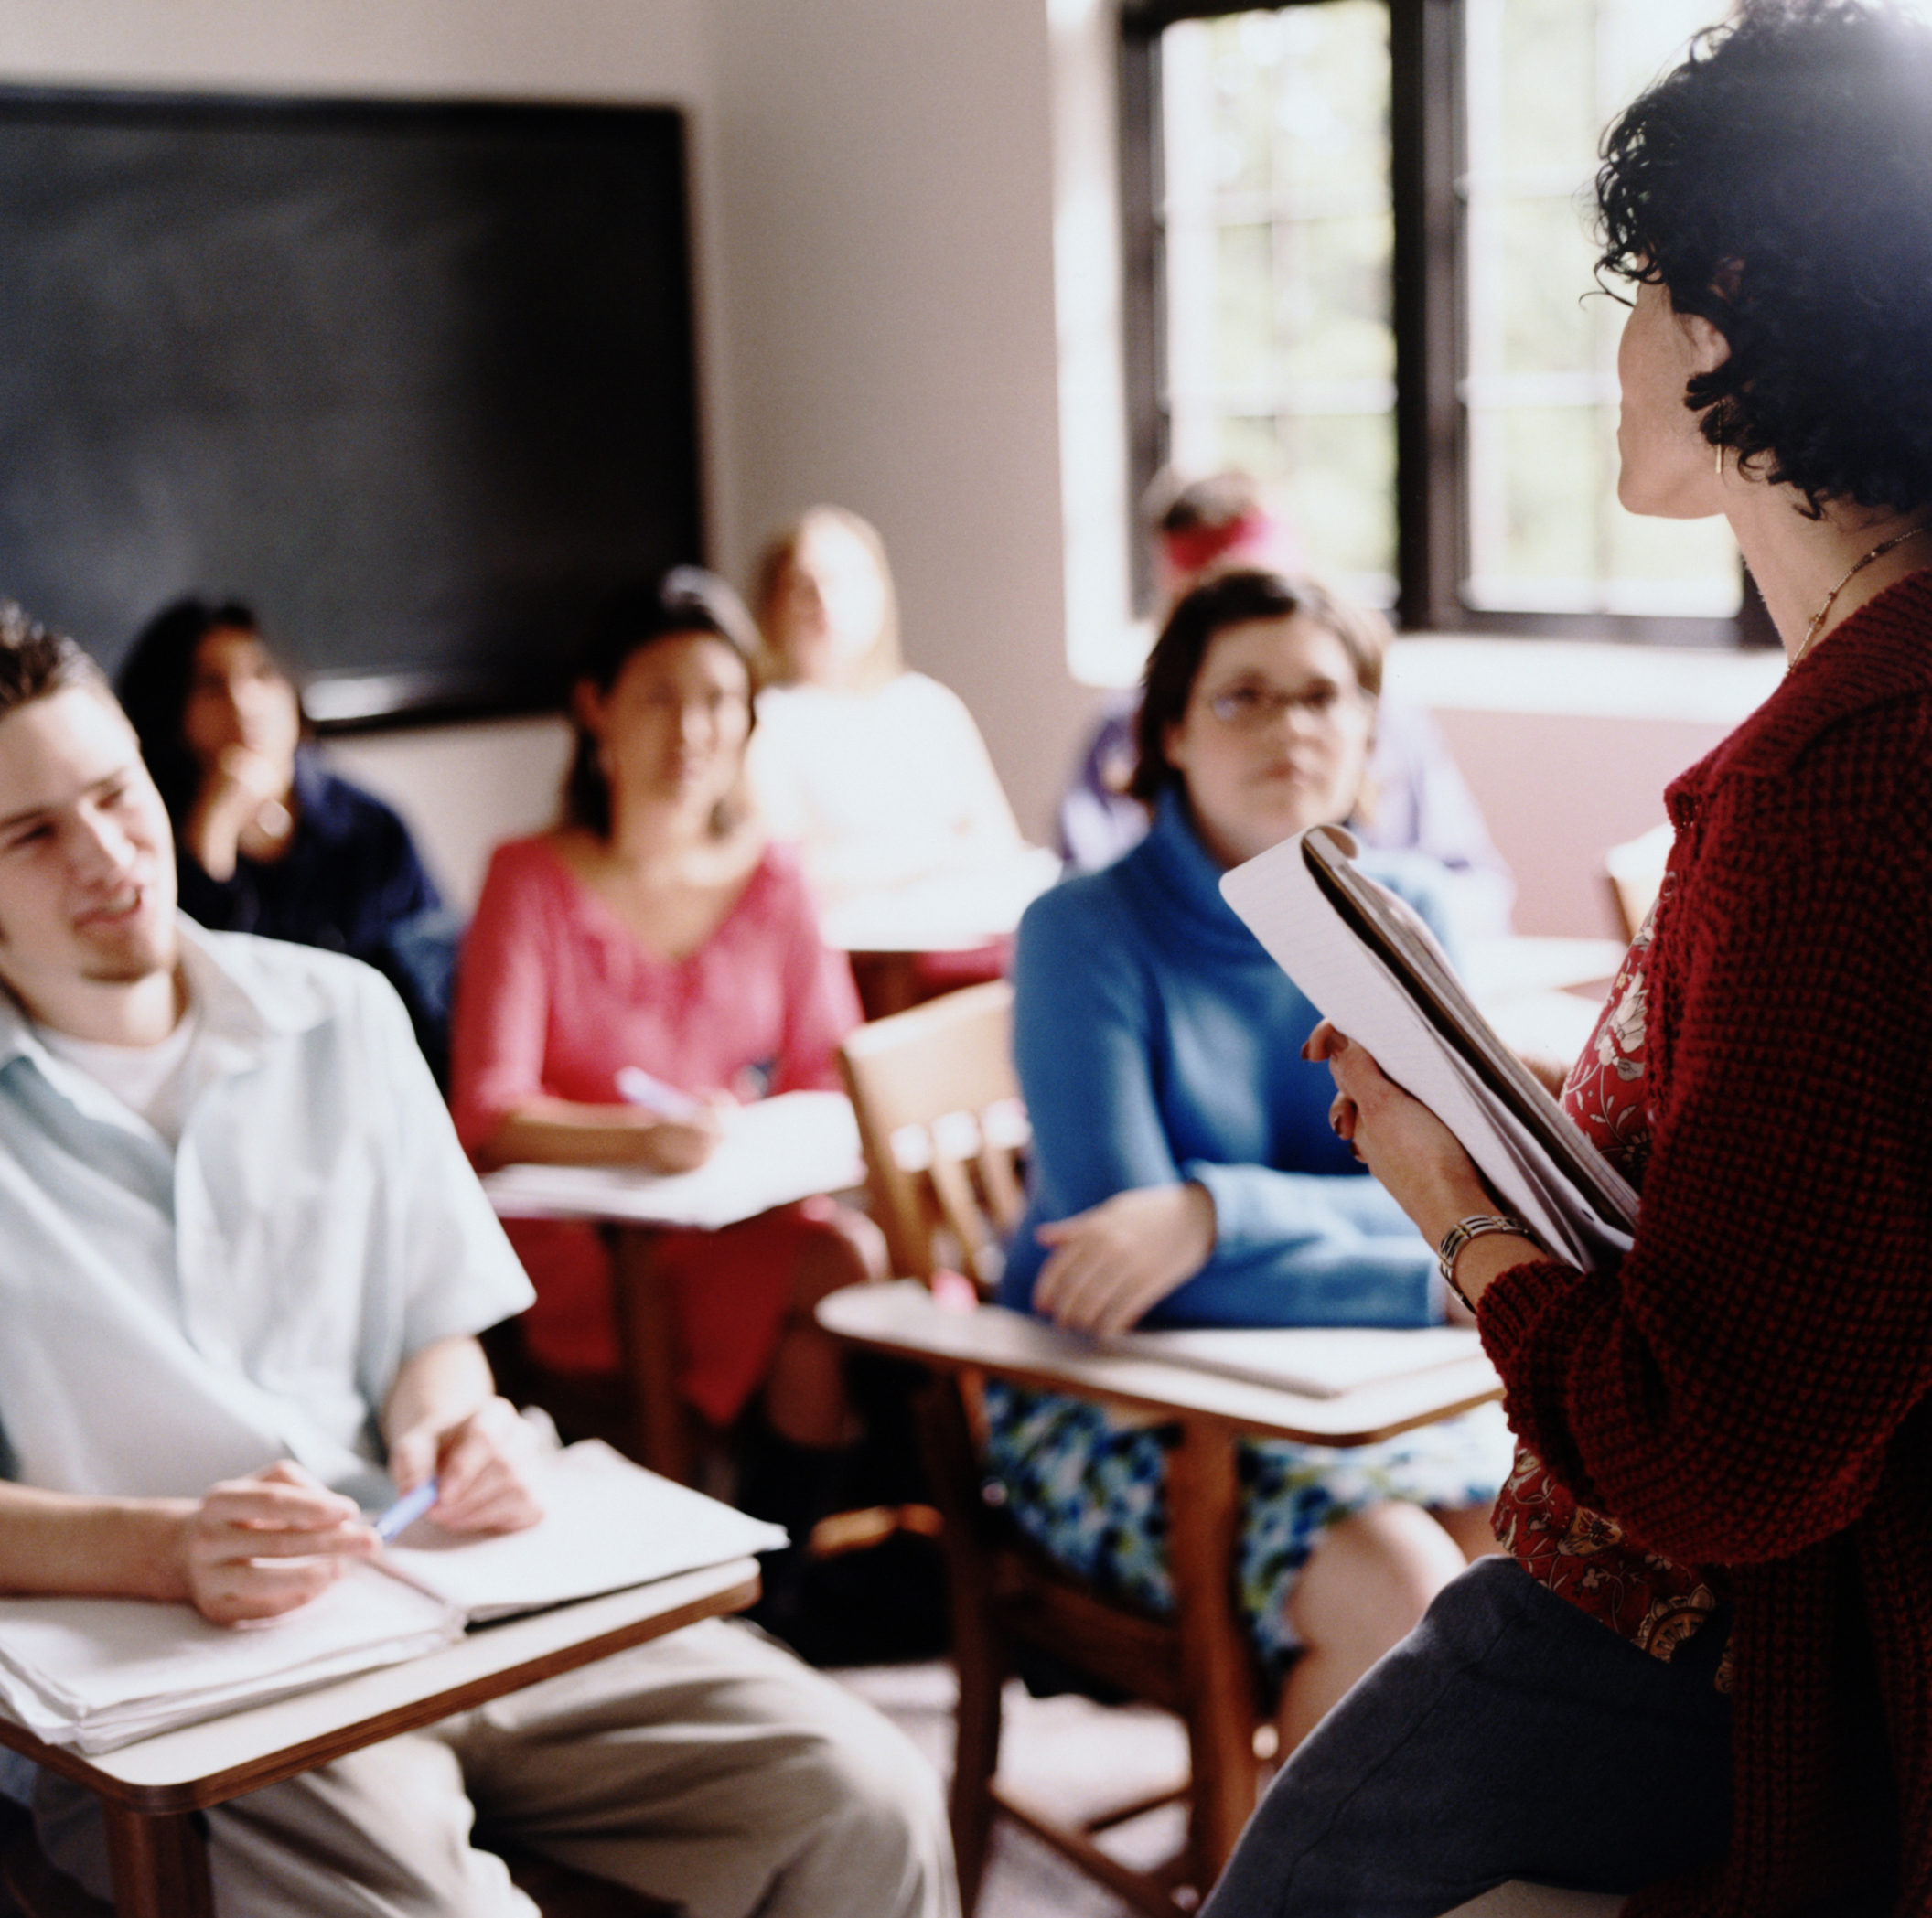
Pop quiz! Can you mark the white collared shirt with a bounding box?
[0,918,534,1508]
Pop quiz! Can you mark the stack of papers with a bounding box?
[0,1570,460,1754]
[0,1442,786,1754]
[483,1089,864,1227]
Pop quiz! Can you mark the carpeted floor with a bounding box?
[833,1660,1196,1917]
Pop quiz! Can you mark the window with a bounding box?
[1123,0,1757,642]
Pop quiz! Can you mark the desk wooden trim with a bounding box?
[817,1281,1502,1448]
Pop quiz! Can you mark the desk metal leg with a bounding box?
[101,1803,213,1918]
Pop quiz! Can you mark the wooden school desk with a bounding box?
[482,1092,868,1483]
[0,1558,759,1918]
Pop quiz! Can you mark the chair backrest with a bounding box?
[1603,820,1673,943]
[838,980,1029,1291]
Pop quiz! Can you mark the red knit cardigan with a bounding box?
[1479,573,1932,1917]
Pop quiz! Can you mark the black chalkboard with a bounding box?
[0,88,703,723]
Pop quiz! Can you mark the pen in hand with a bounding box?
[371,1476,440,1544]
[616,1067,704,1121]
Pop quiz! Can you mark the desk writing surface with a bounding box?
[817,1282,1502,1448]
[816,848,1062,954]
[0,1559,759,1815]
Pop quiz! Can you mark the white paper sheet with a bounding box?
[481,1089,864,1226]
[379,1441,786,1621]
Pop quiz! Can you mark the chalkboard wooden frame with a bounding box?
[0,85,704,727]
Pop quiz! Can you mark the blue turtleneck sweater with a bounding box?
[996,789,1454,1328]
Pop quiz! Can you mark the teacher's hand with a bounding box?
[1032,1183,1218,1336]
[1304,1022,1492,1247]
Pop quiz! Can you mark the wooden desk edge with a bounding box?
[0,1561,761,1817]
[820,1287,1503,1447]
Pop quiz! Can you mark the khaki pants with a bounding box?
[37,1620,958,1918]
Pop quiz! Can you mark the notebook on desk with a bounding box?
[0,1443,783,1754]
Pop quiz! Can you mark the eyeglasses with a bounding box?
[1203,680,1366,730]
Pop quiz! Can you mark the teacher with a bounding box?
[1206,4,1932,1913]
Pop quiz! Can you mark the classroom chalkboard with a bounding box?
[0,88,703,723]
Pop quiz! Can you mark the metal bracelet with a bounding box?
[1435,1214,1537,1313]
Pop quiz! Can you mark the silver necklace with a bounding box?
[1788,522,1932,672]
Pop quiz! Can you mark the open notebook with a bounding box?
[481,1089,864,1227]
[1220,824,1637,1272]
[0,1443,783,1755]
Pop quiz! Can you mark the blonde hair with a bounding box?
[751,504,902,691]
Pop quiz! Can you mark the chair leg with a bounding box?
[911,1374,1007,1918]
[1166,1421,1262,1888]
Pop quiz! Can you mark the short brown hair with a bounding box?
[0,601,106,723]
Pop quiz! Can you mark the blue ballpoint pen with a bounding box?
[371,1476,439,1544]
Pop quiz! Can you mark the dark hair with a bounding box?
[1128,569,1388,804]
[114,595,278,821]
[1594,0,1932,515]
[0,601,105,722]
[1143,468,1262,539]
[564,567,763,838]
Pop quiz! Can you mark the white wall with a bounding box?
[700,0,1094,839]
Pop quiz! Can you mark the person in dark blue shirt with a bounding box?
[116,596,457,1078]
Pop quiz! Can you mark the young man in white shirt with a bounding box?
[0,602,956,1918]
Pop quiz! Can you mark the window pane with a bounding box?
[1462,0,1741,616]
[1162,3,1396,607]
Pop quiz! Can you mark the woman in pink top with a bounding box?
[450,569,881,1449]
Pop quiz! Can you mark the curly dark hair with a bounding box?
[1594,0,1932,515]
[1128,569,1387,805]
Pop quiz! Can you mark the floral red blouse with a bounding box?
[1488,884,1728,1673]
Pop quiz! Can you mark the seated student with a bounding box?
[990,569,1512,1754]
[0,600,955,1917]
[746,504,1047,908]
[450,571,882,1475]
[1057,474,1515,943]
[115,595,458,1076]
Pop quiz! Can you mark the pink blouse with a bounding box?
[451,834,861,1153]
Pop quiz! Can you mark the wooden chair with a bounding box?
[837,982,1274,1916]
[1603,821,1673,943]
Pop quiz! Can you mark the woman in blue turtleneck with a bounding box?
[988,570,1510,1753]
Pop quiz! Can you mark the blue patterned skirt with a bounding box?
[981,1381,1514,1678]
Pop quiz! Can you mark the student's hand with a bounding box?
[388,1396,543,1536]
[177,1461,377,1626]
[1032,1183,1218,1336]
[631,1108,725,1175]
[184,745,291,881]
[1304,1022,1492,1246]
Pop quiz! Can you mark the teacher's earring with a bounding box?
[1713,439,1724,477]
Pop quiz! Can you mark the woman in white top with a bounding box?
[746,505,1042,913]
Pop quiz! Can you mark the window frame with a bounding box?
[1119,0,1772,646]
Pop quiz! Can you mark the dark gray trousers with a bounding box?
[1203,1556,1732,1918]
